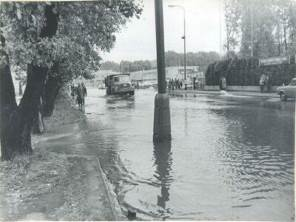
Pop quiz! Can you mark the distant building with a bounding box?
[84,70,120,88]
[88,66,205,88]
[259,57,289,66]
[93,70,120,81]
[130,66,203,83]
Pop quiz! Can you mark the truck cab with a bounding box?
[105,74,135,96]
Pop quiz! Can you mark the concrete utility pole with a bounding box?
[168,4,187,89]
[153,0,171,143]
[219,0,222,56]
[250,0,254,57]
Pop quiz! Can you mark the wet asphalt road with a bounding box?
[83,88,294,221]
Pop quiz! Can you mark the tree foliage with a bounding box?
[224,0,240,52]
[205,57,296,86]
[224,0,296,58]
[120,60,152,72]
[100,61,121,71]
[0,1,143,81]
[165,51,220,72]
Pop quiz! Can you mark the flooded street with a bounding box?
[84,88,294,221]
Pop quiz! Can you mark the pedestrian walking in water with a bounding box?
[76,82,87,110]
[221,77,227,90]
[173,78,177,90]
[267,74,272,92]
[259,74,266,93]
[70,83,76,101]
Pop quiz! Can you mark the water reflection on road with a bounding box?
[84,88,294,221]
[154,141,172,218]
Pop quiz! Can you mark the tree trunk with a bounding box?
[283,24,288,54]
[33,71,62,132]
[1,64,47,160]
[28,4,60,133]
[0,52,18,160]
[42,75,61,117]
[19,80,23,96]
[32,97,45,134]
[1,4,59,160]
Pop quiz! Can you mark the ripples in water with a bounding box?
[84,89,294,221]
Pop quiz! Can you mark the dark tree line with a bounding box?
[205,57,296,86]
[100,50,220,73]
[165,51,220,72]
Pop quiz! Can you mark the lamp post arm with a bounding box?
[183,7,186,81]
[168,5,187,81]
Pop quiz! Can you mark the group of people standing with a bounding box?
[259,74,272,93]
[70,81,87,110]
[168,79,183,90]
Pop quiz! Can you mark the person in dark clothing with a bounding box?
[76,82,87,110]
[267,74,272,92]
[70,84,76,101]
[259,74,266,93]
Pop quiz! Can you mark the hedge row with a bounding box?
[205,58,296,86]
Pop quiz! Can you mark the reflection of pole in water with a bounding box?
[184,107,188,136]
[153,141,173,210]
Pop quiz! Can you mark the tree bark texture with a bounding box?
[1,63,47,160]
[42,75,62,117]
[0,51,18,160]
[32,96,45,135]
[19,81,23,96]
[0,5,59,160]
[33,66,61,131]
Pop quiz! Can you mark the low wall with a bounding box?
[204,85,220,91]
[204,85,279,92]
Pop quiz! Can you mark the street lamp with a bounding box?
[168,4,187,90]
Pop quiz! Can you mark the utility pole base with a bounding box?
[153,93,171,143]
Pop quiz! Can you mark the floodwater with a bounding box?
[84,88,294,221]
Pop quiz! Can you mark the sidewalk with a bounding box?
[169,89,295,112]
[169,89,279,98]
[0,90,124,221]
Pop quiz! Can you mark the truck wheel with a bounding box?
[280,92,287,101]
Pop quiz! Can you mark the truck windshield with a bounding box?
[114,75,130,82]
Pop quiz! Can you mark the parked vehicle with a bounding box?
[276,78,296,101]
[105,74,135,96]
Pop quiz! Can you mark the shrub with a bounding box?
[205,58,296,86]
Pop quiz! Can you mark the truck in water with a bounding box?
[105,74,135,96]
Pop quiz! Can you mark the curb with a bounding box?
[94,157,126,221]
[58,89,126,220]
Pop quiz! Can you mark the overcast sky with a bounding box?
[102,0,225,62]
